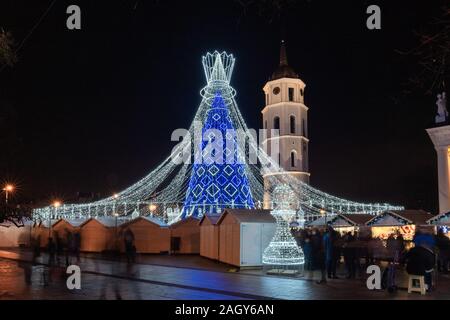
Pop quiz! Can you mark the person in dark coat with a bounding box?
[311,229,326,284]
[47,237,56,266]
[404,245,436,290]
[413,230,435,249]
[343,232,356,279]
[124,228,136,264]
[302,235,314,277]
[323,227,338,279]
[436,229,450,273]
[73,232,81,262]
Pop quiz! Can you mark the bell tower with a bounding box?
[262,41,310,207]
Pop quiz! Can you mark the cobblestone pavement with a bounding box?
[0,249,449,300]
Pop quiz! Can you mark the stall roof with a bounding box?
[53,218,86,228]
[141,215,168,227]
[307,216,335,227]
[366,210,433,226]
[0,219,33,228]
[339,214,375,226]
[80,217,128,228]
[199,214,222,226]
[427,211,450,226]
[169,216,200,228]
[120,215,168,227]
[218,209,274,224]
[38,219,58,228]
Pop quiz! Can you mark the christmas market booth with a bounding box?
[427,211,450,238]
[199,214,221,260]
[329,214,373,236]
[366,210,434,240]
[169,216,200,254]
[120,216,170,254]
[51,218,84,239]
[0,220,33,247]
[217,209,276,268]
[80,217,125,252]
[307,214,373,236]
[307,216,334,229]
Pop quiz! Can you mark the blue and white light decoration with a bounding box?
[32,51,404,224]
[182,91,254,218]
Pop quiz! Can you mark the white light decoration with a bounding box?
[32,51,404,225]
[263,184,304,266]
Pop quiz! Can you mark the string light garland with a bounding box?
[33,51,403,224]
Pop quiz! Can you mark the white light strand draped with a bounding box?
[33,51,403,222]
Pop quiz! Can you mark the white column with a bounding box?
[427,125,450,214]
[436,146,450,213]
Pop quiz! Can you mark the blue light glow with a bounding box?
[182,92,254,218]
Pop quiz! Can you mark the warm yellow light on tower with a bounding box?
[53,201,61,208]
[4,184,14,192]
[149,204,157,212]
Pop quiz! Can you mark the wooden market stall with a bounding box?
[120,216,170,254]
[306,214,373,237]
[0,220,33,247]
[427,211,450,238]
[169,216,200,254]
[199,214,221,260]
[366,210,434,240]
[79,217,123,252]
[307,216,334,229]
[51,218,84,239]
[331,214,374,237]
[217,209,276,268]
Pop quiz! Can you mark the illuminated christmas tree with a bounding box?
[263,184,304,267]
[182,91,255,218]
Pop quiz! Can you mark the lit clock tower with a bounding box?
[262,41,310,207]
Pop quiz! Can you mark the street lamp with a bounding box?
[50,200,61,237]
[2,184,14,204]
[149,203,157,216]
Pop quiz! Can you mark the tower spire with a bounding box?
[271,40,298,80]
[280,40,288,66]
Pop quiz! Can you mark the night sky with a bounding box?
[0,0,445,212]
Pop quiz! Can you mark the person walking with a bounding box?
[73,231,81,263]
[65,230,74,267]
[311,229,326,284]
[302,235,314,279]
[124,228,136,264]
[343,232,356,279]
[323,227,337,279]
[47,237,56,266]
[436,229,450,273]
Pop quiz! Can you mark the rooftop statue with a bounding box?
[435,92,448,124]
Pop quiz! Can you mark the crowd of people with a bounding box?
[296,226,450,291]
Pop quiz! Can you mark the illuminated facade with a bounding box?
[262,41,309,208]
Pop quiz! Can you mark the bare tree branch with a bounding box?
[0,29,17,67]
